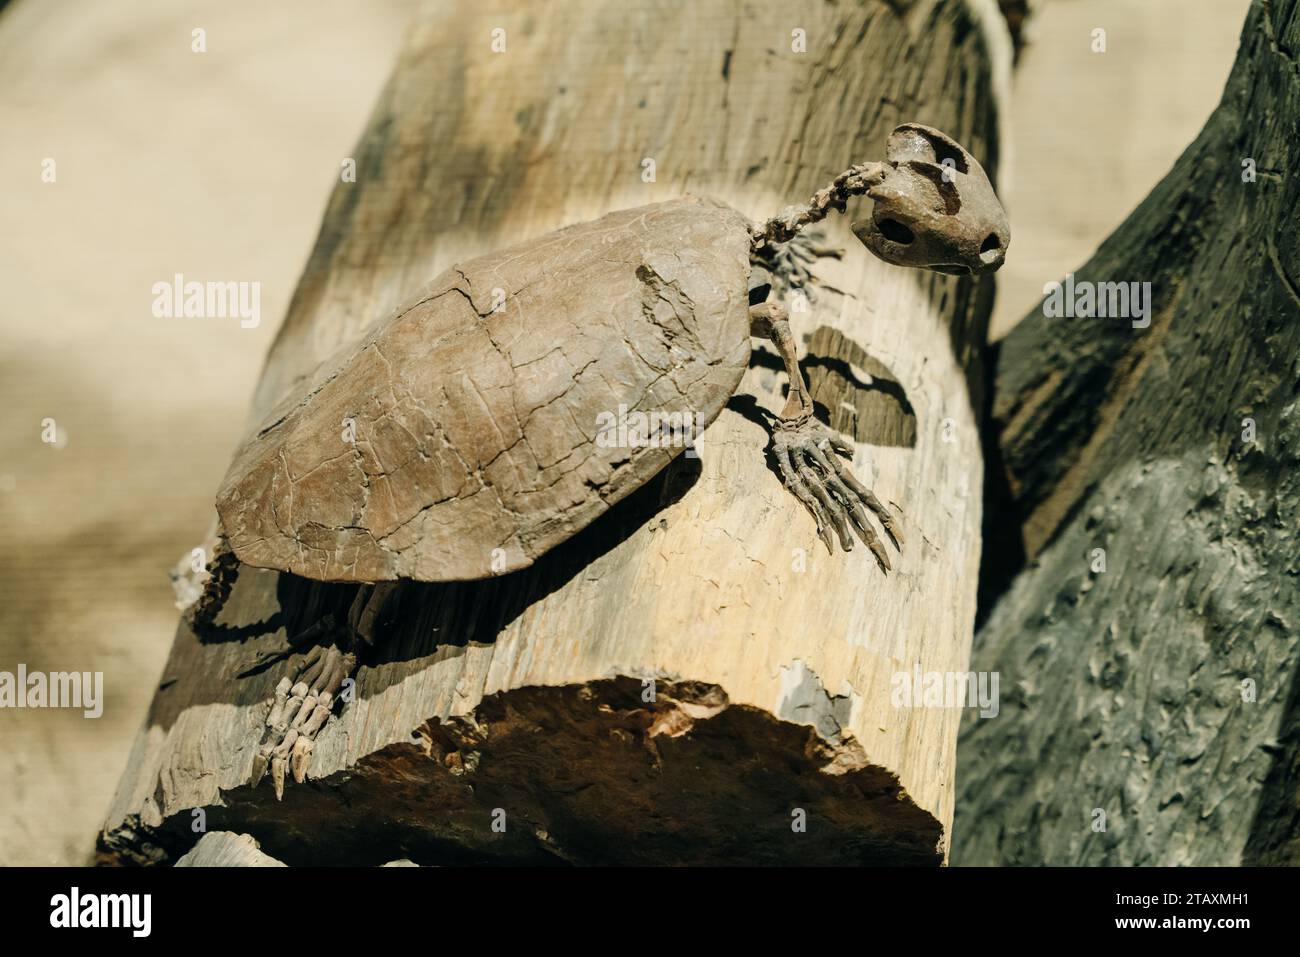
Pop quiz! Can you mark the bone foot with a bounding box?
[771,415,902,571]
[251,643,357,799]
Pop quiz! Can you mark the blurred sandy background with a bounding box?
[0,0,1250,865]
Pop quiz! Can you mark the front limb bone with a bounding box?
[750,300,903,569]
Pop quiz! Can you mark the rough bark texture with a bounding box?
[219,199,751,583]
[100,0,1009,866]
[955,0,1300,865]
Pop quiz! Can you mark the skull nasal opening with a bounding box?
[979,232,1002,265]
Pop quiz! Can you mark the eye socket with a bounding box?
[894,124,971,173]
[928,137,969,174]
[878,219,915,245]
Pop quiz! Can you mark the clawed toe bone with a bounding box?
[772,415,902,571]
[290,736,314,784]
[270,755,288,799]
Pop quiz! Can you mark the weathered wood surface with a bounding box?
[100,0,1009,865]
[954,0,1300,864]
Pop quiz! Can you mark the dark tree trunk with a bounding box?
[955,0,1300,865]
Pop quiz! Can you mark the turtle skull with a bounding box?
[852,124,1009,276]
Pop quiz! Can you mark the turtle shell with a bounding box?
[216,197,753,582]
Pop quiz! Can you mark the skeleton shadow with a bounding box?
[744,324,916,449]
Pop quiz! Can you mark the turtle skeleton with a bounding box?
[187,123,1009,797]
